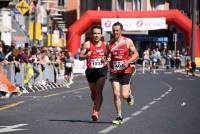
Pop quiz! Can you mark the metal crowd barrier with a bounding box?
[0,63,69,96]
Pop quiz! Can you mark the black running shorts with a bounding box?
[64,67,72,76]
[109,73,132,85]
[85,66,108,83]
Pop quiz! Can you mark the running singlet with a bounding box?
[87,41,107,69]
[110,37,133,74]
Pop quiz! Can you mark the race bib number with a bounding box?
[113,61,125,71]
[91,58,103,68]
[65,63,72,67]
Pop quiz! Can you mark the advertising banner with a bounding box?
[101,18,167,31]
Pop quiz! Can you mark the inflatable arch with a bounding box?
[68,9,200,65]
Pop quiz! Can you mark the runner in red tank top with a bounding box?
[107,22,139,125]
[79,25,108,121]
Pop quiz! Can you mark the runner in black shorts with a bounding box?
[109,73,131,85]
[79,25,108,121]
[86,66,107,83]
[108,22,139,125]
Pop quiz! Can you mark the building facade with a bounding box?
[0,0,199,50]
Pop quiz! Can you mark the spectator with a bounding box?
[186,59,196,76]
[0,40,5,62]
[174,50,182,69]
[150,49,158,74]
[61,51,73,88]
[142,48,150,74]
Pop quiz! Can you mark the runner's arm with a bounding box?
[126,38,139,65]
[79,41,91,60]
[105,42,111,62]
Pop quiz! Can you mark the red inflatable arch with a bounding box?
[68,9,200,64]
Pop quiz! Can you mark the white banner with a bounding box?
[72,59,87,74]
[101,18,167,31]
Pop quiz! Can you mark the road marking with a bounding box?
[57,86,89,95]
[0,87,89,111]
[131,111,142,116]
[168,89,172,92]
[188,78,195,81]
[122,117,132,123]
[98,117,135,133]
[0,101,24,111]
[0,124,28,133]
[154,97,161,101]
[164,72,172,74]
[164,91,170,95]
[160,94,166,98]
[149,101,157,105]
[141,105,150,111]
[98,126,117,133]
[177,77,183,80]
[99,81,174,133]
[43,93,59,98]
[176,77,195,81]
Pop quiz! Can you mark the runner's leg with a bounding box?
[89,82,99,121]
[88,83,96,102]
[112,81,124,124]
[95,77,106,112]
[112,81,122,117]
[121,84,130,99]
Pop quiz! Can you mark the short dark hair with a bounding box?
[91,25,103,34]
[112,22,123,30]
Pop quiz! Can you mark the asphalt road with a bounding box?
[0,68,200,134]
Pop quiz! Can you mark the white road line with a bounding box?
[188,78,195,81]
[141,105,150,111]
[99,81,174,134]
[177,77,183,80]
[122,117,132,123]
[164,72,172,74]
[168,89,172,92]
[131,111,143,116]
[160,94,166,98]
[154,97,161,101]
[149,101,157,105]
[98,117,133,133]
[164,91,170,94]
[98,126,117,134]
[59,86,89,95]
[0,124,28,133]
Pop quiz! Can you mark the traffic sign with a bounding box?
[16,0,30,15]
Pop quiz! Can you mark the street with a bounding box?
[0,68,200,134]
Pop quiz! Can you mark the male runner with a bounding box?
[79,25,108,121]
[108,22,139,125]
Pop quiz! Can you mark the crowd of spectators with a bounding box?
[0,40,73,66]
[142,47,190,74]
[0,40,74,86]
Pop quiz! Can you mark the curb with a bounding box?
[0,81,72,99]
[176,69,200,77]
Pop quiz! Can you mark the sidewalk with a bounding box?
[175,69,200,77]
